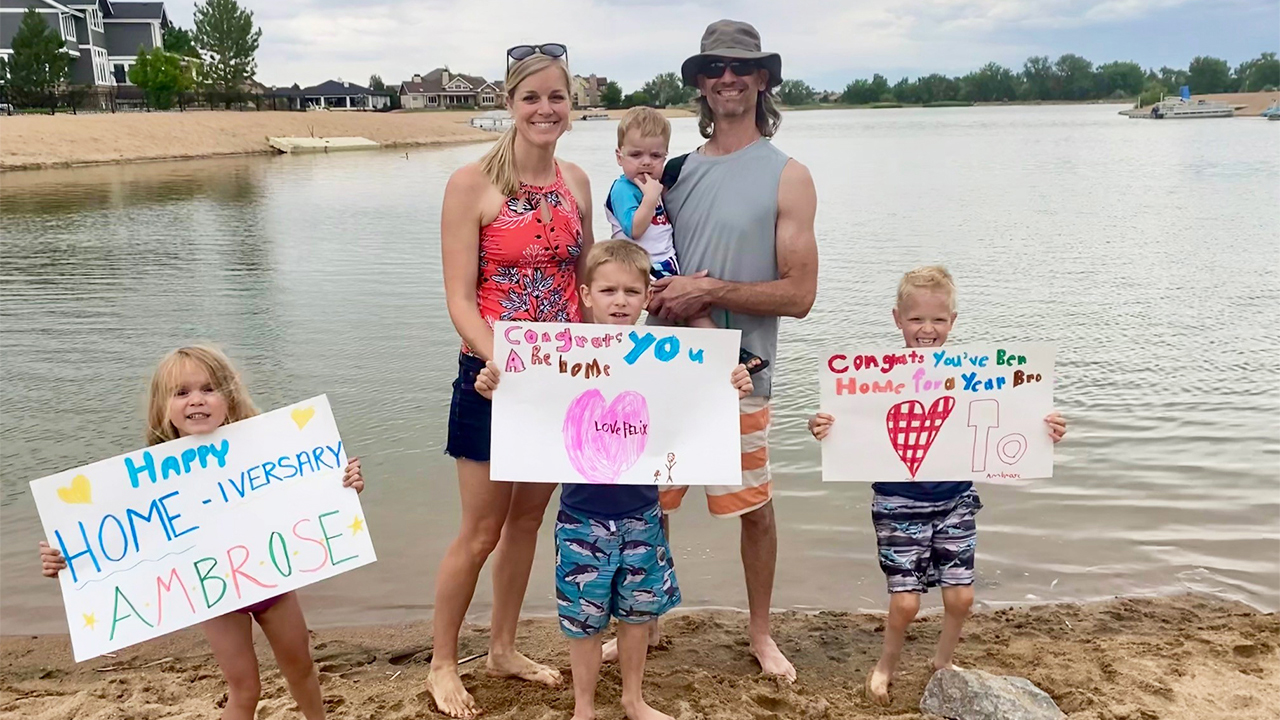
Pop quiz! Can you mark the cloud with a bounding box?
[166,0,1275,90]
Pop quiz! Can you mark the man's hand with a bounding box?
[649,270,712,322]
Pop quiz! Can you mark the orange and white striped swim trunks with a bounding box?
[659,396,772,518]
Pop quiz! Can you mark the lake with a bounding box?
[2,105,1277,637]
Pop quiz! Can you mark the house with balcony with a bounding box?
[0,0,168,95]
[398,68,504,110]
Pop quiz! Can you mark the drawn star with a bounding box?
[82,613,97,631]
[348,516,365,535]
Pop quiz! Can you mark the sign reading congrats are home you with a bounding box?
[29,395,376,662]
[491,322,743,485]
[819,344,1056,483]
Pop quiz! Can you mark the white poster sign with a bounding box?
[819,344,1056,483]
[29,395,376,662]
[491,322,743,485]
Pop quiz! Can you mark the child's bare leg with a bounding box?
[201,613,261,720]
[569,635,602,720]
[933,585,974,671]
[687,314,717,329]
[257,593,325,719]
[618,620,673,720]
[867,591,920,706]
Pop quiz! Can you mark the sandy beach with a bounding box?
[0,107,695,171]
[1,594,1275,719]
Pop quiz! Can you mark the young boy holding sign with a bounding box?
[808,266,1068,705]
[38,345,366,720]
[475,239,753,720]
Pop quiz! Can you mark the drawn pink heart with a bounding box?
[563,389,649,484]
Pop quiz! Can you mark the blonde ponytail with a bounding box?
[478,53,572,198]
[479,126,521,198]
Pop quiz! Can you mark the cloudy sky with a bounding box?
[166,0,1279,91]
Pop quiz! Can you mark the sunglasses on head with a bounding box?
[507,43,568,69]
[699,59,761,80]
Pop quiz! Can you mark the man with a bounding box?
[646,19,819,682]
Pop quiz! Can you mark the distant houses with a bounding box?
[0,0,169,96]
[572,74,608,108]
[266,79,393,111]
[398,68,504,109]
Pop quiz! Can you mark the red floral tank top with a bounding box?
[471,164,582,352]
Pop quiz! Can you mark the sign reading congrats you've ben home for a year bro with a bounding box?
[29,395,376,662]
[491,322,743,485]
[820,344,1056,483]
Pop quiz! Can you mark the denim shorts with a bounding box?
[445,352,491,462]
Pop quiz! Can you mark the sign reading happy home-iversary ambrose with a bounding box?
[490,321,744,486]
[819,344,1056,483]
[29,395,376,662]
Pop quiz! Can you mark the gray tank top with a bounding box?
[659,138,790,396]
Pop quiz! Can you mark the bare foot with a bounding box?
[622,697,675,720]
[427,665,479,719]
[602,622,661,662]
[570,712,596,720]
[485,649,562,685]
[749,635,796,682]
[932,659,961,673]
[865,662,892,707]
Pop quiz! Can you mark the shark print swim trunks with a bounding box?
[555,504,681,638]
[871,489,983,594]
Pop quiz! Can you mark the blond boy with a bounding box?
[809,266,1068,705]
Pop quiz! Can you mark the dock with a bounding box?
[267,136,380,153]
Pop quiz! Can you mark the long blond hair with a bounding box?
[697,87,782,140]
[146,345,259,446]
[479,54,573,197]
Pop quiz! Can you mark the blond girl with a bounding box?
[39,345,365,720]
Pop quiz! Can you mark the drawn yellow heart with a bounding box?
[57,475,92,504]
[291,406,315,430]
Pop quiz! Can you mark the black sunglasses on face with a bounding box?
[700,60,760,80]
[507,43,568,68]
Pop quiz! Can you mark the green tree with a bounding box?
[641,72,693,106]
[1234,52,1280,91]
[915,73,959,104]
[163,25,199,58]
[1053,54,1095,100]
[129,47,195,109]
[1021,55,1057,100]
[1095,61,1144,98]
[622,90,651,108]
[777,78,816,105]
[959,62,1019,102]
[1157,66,1189,90]
[840,73,890,105]
[891,77,920,104]
[1187,56,1231,93]
[193,0,262,106]
[5,9,71,108]
[600,80,623,108]
[368,74,386,91]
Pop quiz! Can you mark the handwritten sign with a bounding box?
[491,322,743,485]
[819,344,1055,483]
[29,395,375,662]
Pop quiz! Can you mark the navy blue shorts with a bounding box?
[445,352,491,462]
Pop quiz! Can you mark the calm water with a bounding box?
[2,106,1278,636]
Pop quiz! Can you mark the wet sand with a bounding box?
[1,594,1275,719]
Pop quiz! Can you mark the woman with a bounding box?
[428,51,593,719]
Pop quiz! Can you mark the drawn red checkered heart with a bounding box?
[885,396,956,478]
